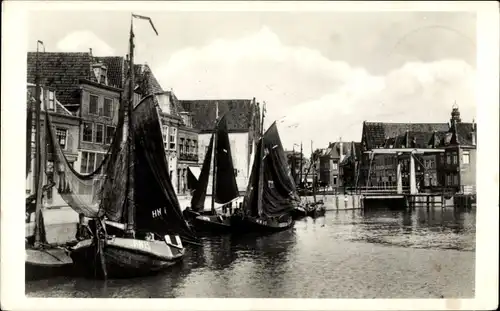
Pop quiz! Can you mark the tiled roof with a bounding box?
[134,64,164,96]
[362,122,449,150]
[27,52,126,112]
[454,122,476,146]
[27,52,96,111]
[95,56,125,88]
[179,99,258,133]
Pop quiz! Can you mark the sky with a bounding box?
[27,9,477,151]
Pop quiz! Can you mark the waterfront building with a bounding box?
[25,83,80,208]
[358,105,476,194]
[180,98,261,192]
[435,106,477,194]
[27,52,124,203]
[319,141,360,190]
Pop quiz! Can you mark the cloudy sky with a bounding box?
[27,9,477,150]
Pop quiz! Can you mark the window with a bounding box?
[80,151,106,174]
[55,128,68,150]
[180,138,185,154]
[48,91,55,111]
[453,173,459,186]
[89,95,98,115]
[452,153,458,165]
[169,127,177,150]
[332,162,338,170]
[103,98,113,118]
[192,140,196,154]
[333,177,337,185]
[186,139,191,154]
[463,151,470,165]
[446,154,451,165]
[105,126,115,144]
[83,122,93,142]
[95,124,104,143]
[162,125,169,147]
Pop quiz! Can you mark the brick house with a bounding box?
[25,83,80,208]
[319,141,359,190]
[358,106,476,193]
[180,98,261,192]
[27,52,126,201]
[436,106,477,194]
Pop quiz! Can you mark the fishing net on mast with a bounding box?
[43,97,126,219]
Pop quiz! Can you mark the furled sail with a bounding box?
[133,95,198,242]
[190,134,214,212]
[214,114,239,204]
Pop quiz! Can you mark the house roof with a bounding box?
[27,52,126,112]
[134,64,164,96]
[362,122,449,150]
[95,56,125,88]
[454,122,476,146]
[179,99,258,133]
[27,52,97,111]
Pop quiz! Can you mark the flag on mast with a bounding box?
[132,13,159,36]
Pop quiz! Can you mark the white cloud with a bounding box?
[56,30,115,56]
[157,26,477,150]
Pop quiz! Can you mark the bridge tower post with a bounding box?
[396,153,403,194]
[410,152,417,194]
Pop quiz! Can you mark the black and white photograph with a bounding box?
[1,1,498,310]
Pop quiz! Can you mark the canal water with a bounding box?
[26,207,475,298]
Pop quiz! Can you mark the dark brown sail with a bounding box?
[190,134,214,212]
[214,114,239,204]
[133,95,198,242]
[242,137,263,217]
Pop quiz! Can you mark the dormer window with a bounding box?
[92,63,108,85]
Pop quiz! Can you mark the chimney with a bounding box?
[339,138,344,162]
[89,48,93,57]
[471,119,476,146]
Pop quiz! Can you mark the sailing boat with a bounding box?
[183,114,240,233]
[68,14,198,278]
[25,41,73,278]
[231,109,298,233]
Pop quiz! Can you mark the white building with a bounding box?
[180,98,261,193]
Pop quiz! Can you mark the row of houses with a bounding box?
[294,105,476,195]
[26,51,261,206]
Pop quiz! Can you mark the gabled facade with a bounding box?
[319,141,359,189]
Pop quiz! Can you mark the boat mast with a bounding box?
[33,40,45,248]
[125,14,136,237]
[211,102,219,212]
[311,140,316,203]
[299,142,303,188]
[256,102,266,217]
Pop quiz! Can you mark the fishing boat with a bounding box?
[25,41,74,279]
[231,107,298,233]
[183,112,240,234]
[44,15,198,278]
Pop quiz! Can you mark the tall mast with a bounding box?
[311,140,316,203]
[299,142,303,187]
[33,40,44,247]
[126,14,136,237]
[211,102,219,212]
[256,102,266,217]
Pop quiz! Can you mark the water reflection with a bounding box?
[26,208,475,298]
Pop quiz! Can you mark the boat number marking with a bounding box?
[152,208,162,218]
[132,239,152,252]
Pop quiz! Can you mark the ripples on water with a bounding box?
[26,207,476,298]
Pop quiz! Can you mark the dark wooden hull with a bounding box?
[306,203,326,218]
[70,237,184,279]
[192,214,232,234]
[291,207,307,220]
[231,215,294,234]
[25,247,73,280]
